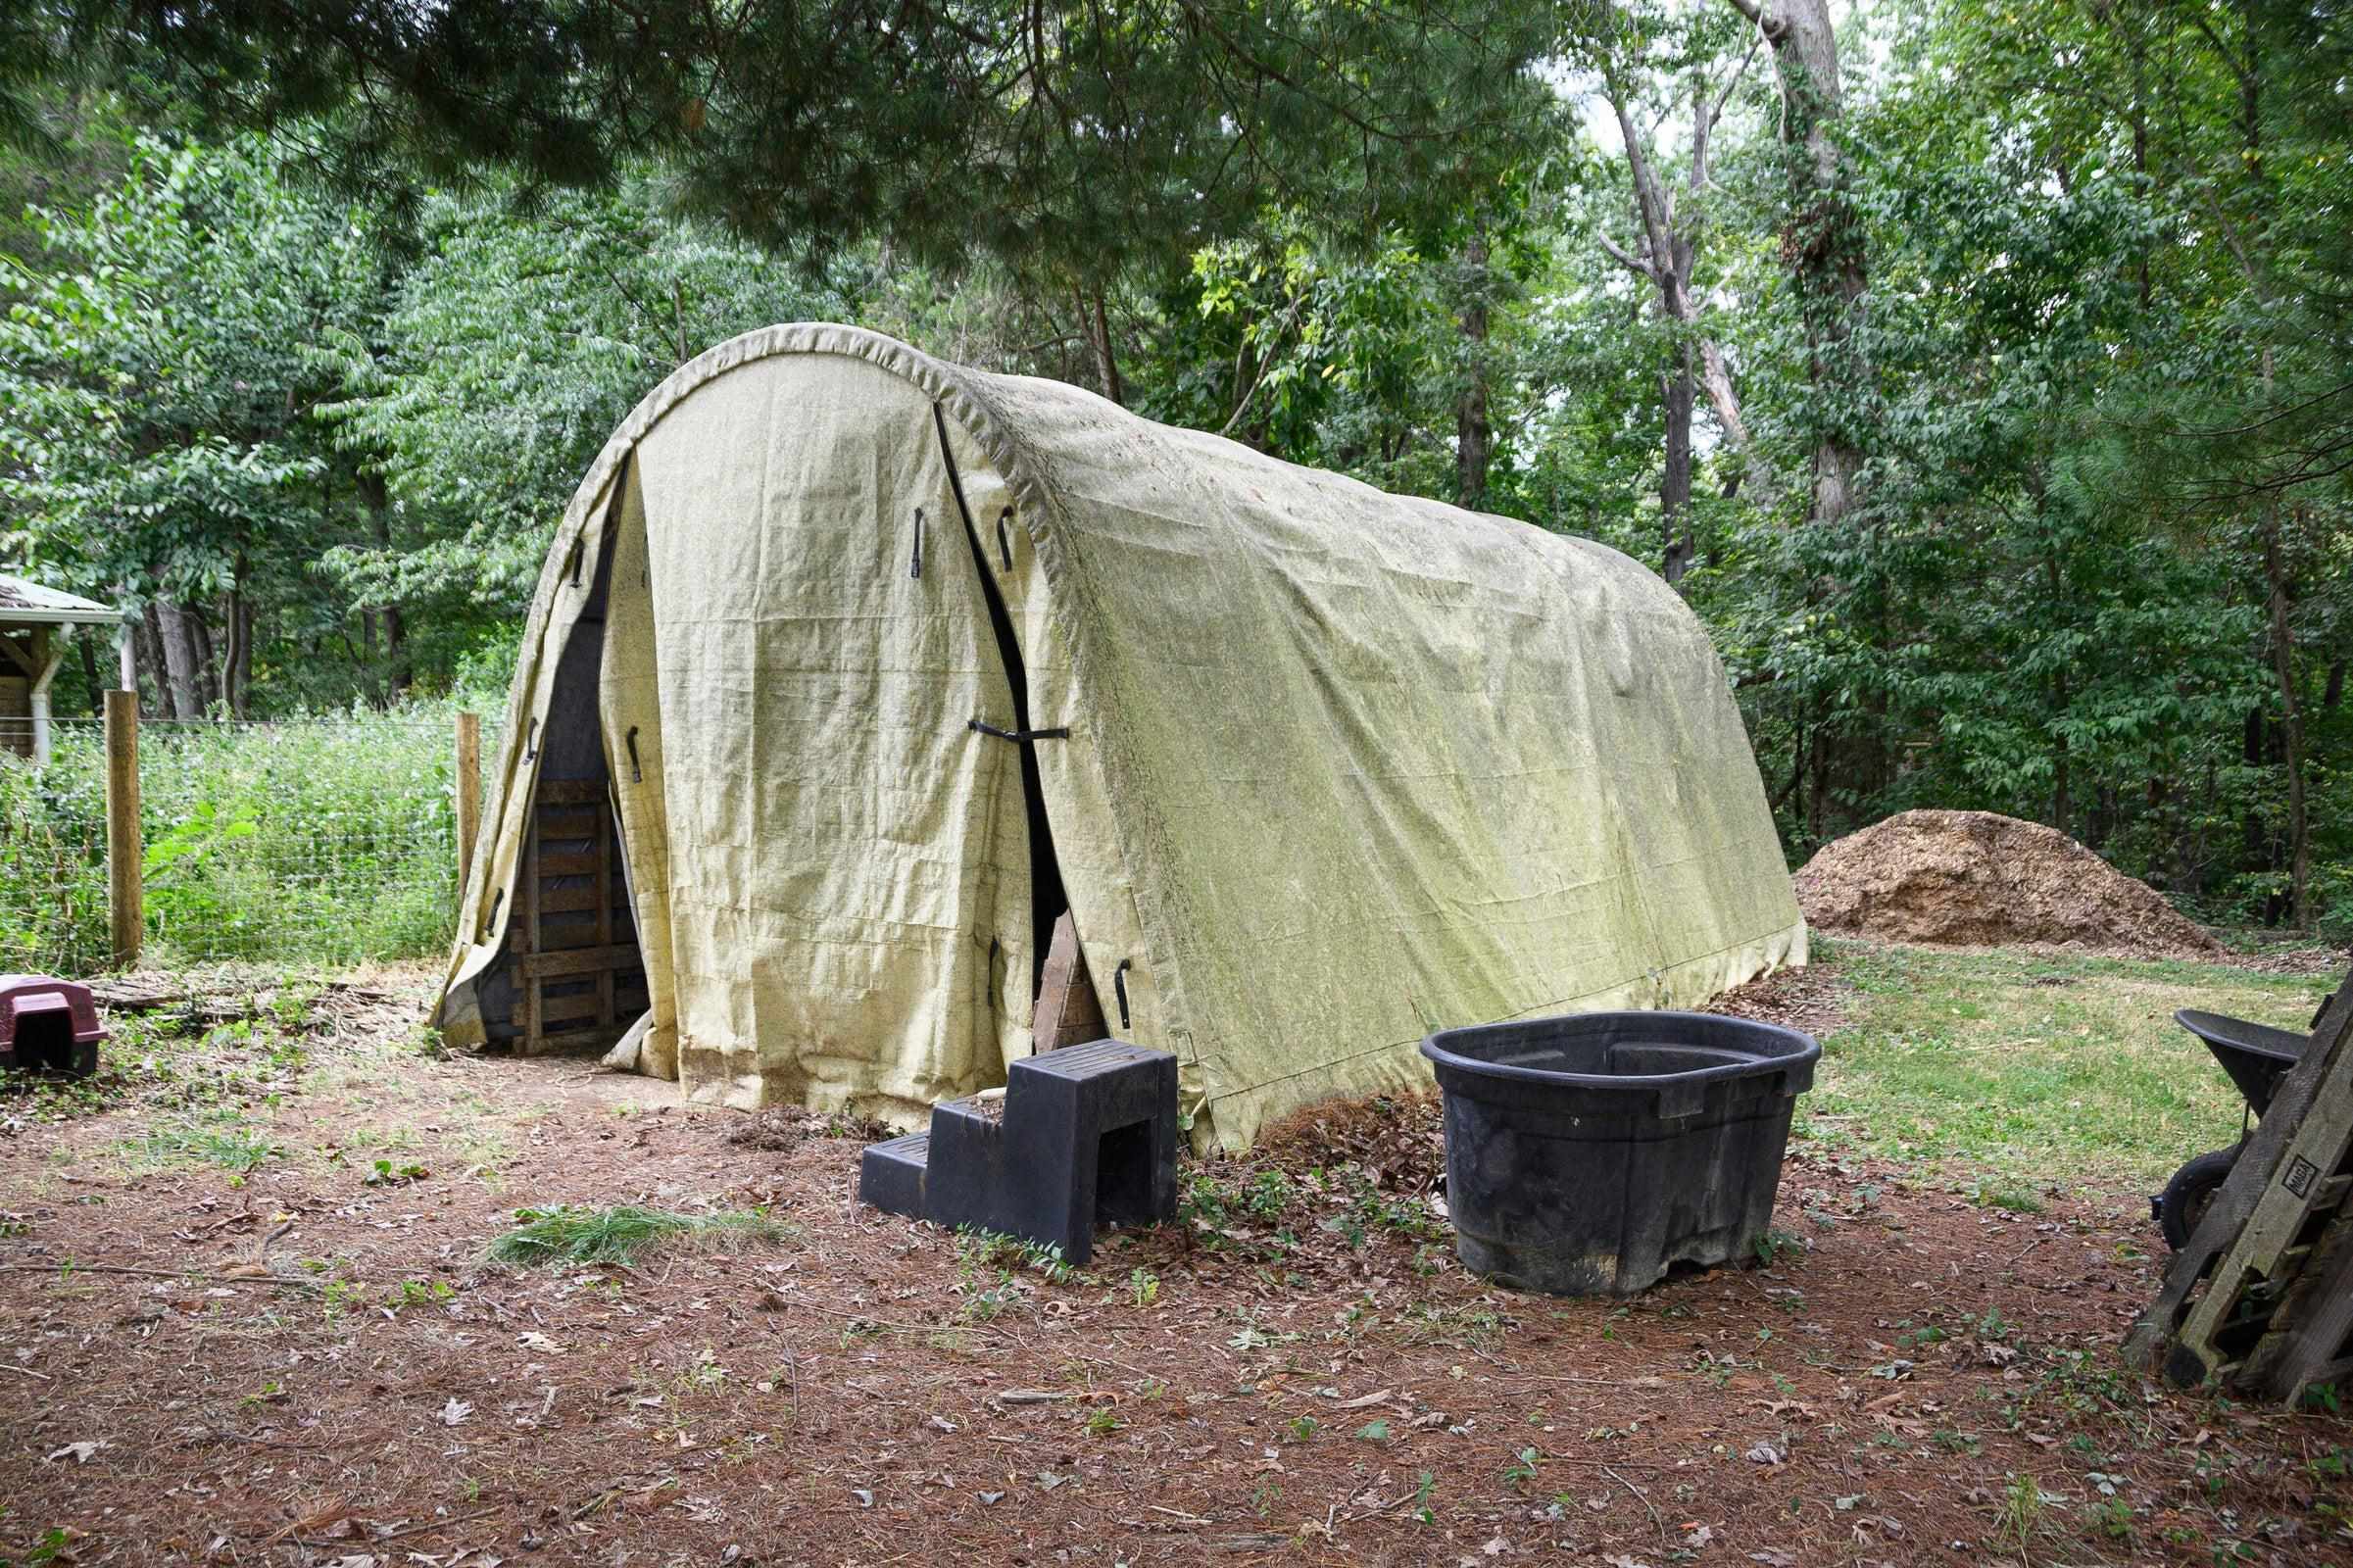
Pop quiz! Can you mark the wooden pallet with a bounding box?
[2129,963,2353,1401]
[510,777,648,1054]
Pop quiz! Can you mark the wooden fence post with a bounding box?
[455,710,481,892]
[104,689,140,969]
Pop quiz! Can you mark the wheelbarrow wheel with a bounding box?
[2158,1149,2241,1250]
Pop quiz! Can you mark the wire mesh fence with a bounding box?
[0,709,492,974]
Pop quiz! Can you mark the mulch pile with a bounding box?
[1795,808,2227,960]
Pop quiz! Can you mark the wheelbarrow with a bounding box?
[2150,1006,2319,1249]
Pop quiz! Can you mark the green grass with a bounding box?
[484,1204,791,1268]
[0,704,487,972]
[1797,938,2334,1188]
[114,1107,284,1172]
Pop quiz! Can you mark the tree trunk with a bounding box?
[154,599,205,720]
[70,631,98,714]
[1456,234,1493,511]
[1600,56,1780,521]
[2259,511,2310,927]
[1729,0,1867,525]
[360,471,409,697]
[235,592,254,712]
[134,608,169,718]
[1083,289,1123,407]
[1660,352,1696,584]
[189,612,220,711]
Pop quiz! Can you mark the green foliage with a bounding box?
[0,709,473,970]
[318,174,853,612]
[485,1204,788,1268]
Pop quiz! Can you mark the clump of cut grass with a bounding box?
[486,1203,788,1267]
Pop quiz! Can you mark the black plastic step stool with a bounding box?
[858,1039,1178,1263]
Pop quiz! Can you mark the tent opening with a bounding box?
[934,405,1072,1004]
[472,514,650,1054]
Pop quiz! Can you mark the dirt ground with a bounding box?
[4,962,2352,1567]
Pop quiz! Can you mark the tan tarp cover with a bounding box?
[437,323,1804,1152]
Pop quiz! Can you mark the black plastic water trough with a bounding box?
[1420,1010,1819,1297]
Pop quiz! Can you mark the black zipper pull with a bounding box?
[625,726,642,782]
[910,507,924,578]
[1113,958,1133,1032]
[996,509,1014,571]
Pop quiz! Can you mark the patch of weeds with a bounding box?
[117,1110,283,1173]
[485,1204,790,1267]
[364,1158,429,1187]
[2083,1482,2133,1542]
[391,1022,451,1059]
[1244,1168,1295,1220]
[1354,1419,1392,1443]
[1286,1415,1317,1442]
[1083,1405,1122,1437]
[1499,1447,1540,1492]
[1128,1267,1159,1308]
[1963,1175,2046,1214]
[383,1277,454,1313]
[1411,1470,1437,1525]
[956,1272,1024,1324]
[1752,1226,1805,1265]
[1893,1321,1949,1350]
[955,1226,1075,1284]
[1393,1302,1503,1352]
[2,1525,74,1566]
[1996,1472,2053,1555]
[677,1348,728,1391]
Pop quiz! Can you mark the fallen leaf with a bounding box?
[440,1398,473,1427]
[44,1442,101,1464]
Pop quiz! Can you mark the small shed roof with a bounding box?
[0,574,130,626]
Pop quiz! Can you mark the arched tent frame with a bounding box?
[438,323,1806,1151]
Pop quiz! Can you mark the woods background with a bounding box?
[0,0,2345,940]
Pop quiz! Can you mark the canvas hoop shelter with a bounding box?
[433,322,1805,1152]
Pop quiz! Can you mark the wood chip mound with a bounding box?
[1794,808,2226,960]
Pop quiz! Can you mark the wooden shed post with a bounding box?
[104,688,141,968]
[455,710,481,891]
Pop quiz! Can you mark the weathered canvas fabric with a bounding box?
[436,323,1805,1151]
